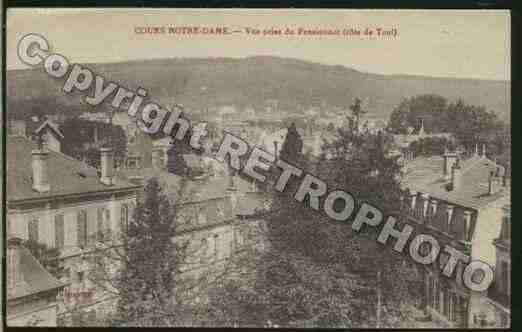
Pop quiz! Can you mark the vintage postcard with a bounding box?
[4,8,511,328]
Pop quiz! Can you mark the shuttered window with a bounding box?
[77,210,87,247]
[55,214,65,248]
[28,219,39,243]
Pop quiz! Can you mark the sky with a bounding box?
[6,9,510,81]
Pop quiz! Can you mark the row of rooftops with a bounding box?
[401,147,509,211]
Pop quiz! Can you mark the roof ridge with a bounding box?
[461,155,493,175]
[35,120,64,138]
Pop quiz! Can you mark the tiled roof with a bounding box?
[117,164,255,204]
[117,163,270,232]
[7,136,140,202]
[7,242,64,300]
[402,155,510,210]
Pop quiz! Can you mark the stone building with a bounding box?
[6,135,140,326]
[401,146,510,328]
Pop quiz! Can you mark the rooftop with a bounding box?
[401,154,510,210]
[7,240,64,301]
[7,136,140,202]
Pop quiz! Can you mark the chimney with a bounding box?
[100,147,114,186]
[273,141,279,161]
[443,150,458,179]
[488,171,500,195]
[450,159,462,191]
[32,148,51,193]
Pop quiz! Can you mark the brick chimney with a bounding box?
[100,147,114,186]
[450,159,462,191]
[32,148,51,193]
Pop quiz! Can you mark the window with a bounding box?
[28,219,39,243]
[433,279,439,309]
[443,289,450,318]
[77,210,88,247]
[97,208,104,241]
[463,212,472,241]
[77,271,85,285]
[199,238,208,264]
[501,261,509,294]
[121,204,129,233]
[55,214,65,249]
[427,276,432,308]
[104,209,111,234]
[501,216,510,239]
[198,211,207,225]
[214,234,219,261]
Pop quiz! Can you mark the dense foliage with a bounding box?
[59,117,127,168]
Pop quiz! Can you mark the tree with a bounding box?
[348,97,367,130]
[270,122,310,219]
[409,136,456,157]
[60,117,127,168]
[387,95,508,155]
[82,177,239,327]
[279,122,303,164]
[387,95,447,135]
[167,140,190,176]
[204,107,421,328]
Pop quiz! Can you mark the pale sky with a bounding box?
[7,8,510,81]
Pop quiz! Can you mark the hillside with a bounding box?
[7,56,510,122]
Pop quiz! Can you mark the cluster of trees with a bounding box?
[77,178,244,327]
[388,94,510,163]
[202,99,422,328]
[60,117,127,169]
[408,136,457,158]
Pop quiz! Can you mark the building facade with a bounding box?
[401,147,510,328]
[6,135,140,326]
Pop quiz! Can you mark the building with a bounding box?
[7,238,65,326]
[117,150,272,323]
[8,116,65,153]
[6,135,141,326]
[485,204,510,327]
[401,146,510,328]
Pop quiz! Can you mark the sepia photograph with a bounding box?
[4,8,511,328]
